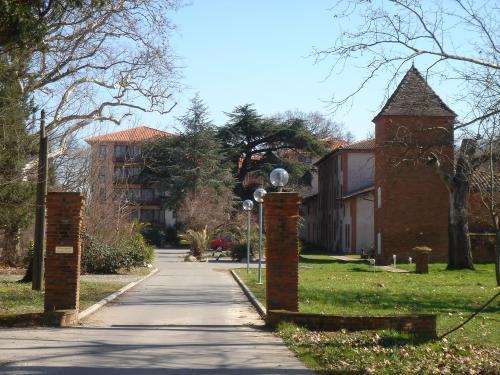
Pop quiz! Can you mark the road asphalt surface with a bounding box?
[0,249,311,374]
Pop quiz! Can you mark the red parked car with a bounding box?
[210,236,239,252]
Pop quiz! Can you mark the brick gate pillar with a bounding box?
[44,192,84,326]
[264,192,300,312]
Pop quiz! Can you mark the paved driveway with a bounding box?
[0,249,310,374]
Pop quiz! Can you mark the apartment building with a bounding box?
[85,126,176,228]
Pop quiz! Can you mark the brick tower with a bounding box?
[373,66,455,264]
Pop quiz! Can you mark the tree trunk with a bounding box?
[19,257,33,283]
[1,226,20,267]
[447,139,476,270]
[495,231,500,286]
[447,186,474,270]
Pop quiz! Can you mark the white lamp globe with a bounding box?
[253,187,267,203]
[242,199,254,211]
[270,168,289,188]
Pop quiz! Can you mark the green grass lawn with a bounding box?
[0,280,128,316]
[235,255,500,374]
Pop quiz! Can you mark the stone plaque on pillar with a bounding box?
[264,192,300,312]
[44,192,84,325]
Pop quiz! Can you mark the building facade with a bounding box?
[308,139,375,253]
[86,126,176,228]
[301,66,475,263]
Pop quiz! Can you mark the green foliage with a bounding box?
[144,95,234,209]
[217,104,327,196]
[141,227,166,247]
[82,232,154,274]
[0,0,109,50]
[179,227,209,259]
[233,229,261,261]
[0,55,36,233]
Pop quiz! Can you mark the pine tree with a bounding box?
[217,104,326,197]
[0,54,36,266]
[144,95,234,210]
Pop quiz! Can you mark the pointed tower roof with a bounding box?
[373,66,456,121]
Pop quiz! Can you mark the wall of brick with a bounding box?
[44,192,84,317]
[374,115,454,264]
[264,192,300,312]
[267,310,437,339]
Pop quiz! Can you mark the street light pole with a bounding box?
[247,209,251,272]
[258,200,263,283]
[242,199,254,273]
[253,187,267,285]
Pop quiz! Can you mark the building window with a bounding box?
[115,145,127,158]
[142,188,154,201]
[377,187,382,208]
[130,210,139,220]
[128,145,141,158]
[126,188,141,201]
[140,209,160,222]
[115,167,142,178]
[377,233,382,255]
[127,167,141,176]
[98,166,106,179]
[114,167,124,178]
[99,144,107,158]
[345,224,351,251]
[140,209,154,221]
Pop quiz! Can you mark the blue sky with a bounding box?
[87,0,467,141]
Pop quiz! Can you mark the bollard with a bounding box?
[413,246,432,274]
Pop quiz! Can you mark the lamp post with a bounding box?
[269,168,289,192]
[253,187,267,284]
[242,199,254,273]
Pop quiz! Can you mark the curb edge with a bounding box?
[78,267,159,321]
[230,269,266,318]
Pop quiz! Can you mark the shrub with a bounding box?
[231,244,246,261]
[179,227,209,259]
[141,227,165,247]
[164,225,180,245]
[82,231,155,274]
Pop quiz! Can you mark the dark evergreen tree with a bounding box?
[144,95,234,210]
[217,104,326,197]
[0,55,36,266]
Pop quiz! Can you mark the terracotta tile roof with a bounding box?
[342,185,375,200]
[374,65,456,121]
[323,137,349,150]
[471,170,500,192]
[340,138,375,151]
[314,138,374,166]
[85,126,173,144]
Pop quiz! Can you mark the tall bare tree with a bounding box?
[11,0,182,159]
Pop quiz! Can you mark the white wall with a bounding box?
[343,201,351,253]
[355,193,374,252]
[347,152,374,193]
[164,209,176,227]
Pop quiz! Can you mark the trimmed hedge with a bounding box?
[82,232,154,274]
